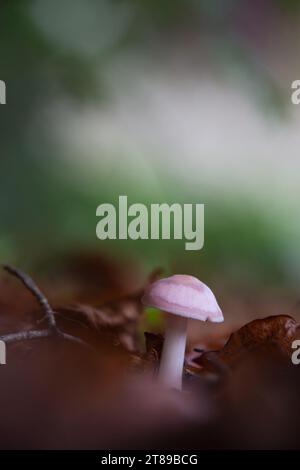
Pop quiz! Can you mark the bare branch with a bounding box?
[0,328,93,350]
[58,331,94,349]
[1,265,94,352]
[0,329,51,343]
[3,265,56,330]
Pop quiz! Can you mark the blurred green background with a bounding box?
[1,0,300,331]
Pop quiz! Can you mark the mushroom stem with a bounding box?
[158,313,188,390]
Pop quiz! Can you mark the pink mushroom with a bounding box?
[142,274,224,390]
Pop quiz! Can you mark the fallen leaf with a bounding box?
[195,315,299,371]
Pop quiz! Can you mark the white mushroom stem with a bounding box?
[158,313,188,390]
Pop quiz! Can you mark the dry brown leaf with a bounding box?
[144,332,164,363]
[195,314,300,371]
[54,268,163,352]
[56,295,144,352]
[129,332,164,373]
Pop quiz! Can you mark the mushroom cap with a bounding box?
[142,274,223,322]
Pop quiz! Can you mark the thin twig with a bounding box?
[0,329,92,350]
[1,265,94,351]
[58,331,93,348]
[0,329,51,344]
[3,265,56,330]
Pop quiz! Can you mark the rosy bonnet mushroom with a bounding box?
[142,274,223,390]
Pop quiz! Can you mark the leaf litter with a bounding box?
[0,260,299,449]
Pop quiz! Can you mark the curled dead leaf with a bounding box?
[53,269,163,353]
[195,315,300,372]
[57,295,144,352]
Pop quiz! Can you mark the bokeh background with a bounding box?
[1,0,300,343]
